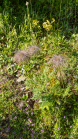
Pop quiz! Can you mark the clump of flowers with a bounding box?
[32,19,41,30]
[43,18,55,32]
[32,20,39,26]
[16,101,26,109]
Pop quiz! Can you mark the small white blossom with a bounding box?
[26,1,29,6]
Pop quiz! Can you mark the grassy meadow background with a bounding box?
[0,0,78,138]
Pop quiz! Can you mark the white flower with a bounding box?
[26,1,29,6]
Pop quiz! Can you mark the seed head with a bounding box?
[13,50,29,65]
[50,55,66,69]
[27,45,40,58]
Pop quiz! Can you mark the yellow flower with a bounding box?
[43,20,52,31]
[51,18,55,23]
[32,20,39,26]
[46,20,49,24]
[37,25,41,29]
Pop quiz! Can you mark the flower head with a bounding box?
[27,45,40,58]
[26,1,29,6]
[28,123,30,126]
[31,124,35,126]
[64,116,66,118]
[31,112,33,115]
[43,20,52,31]
[6,127,10,131]
[28,118,32,122]
[33,20,39,26]
[13,116,17,119]
[51,55,66,69]
[13,131,16,134]
[13,50,29,65]
[26,111,28,114]
[41,128,44,133]
[58,127,60,130]
[52,121,54,124]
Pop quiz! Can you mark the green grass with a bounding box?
[0,0,78,139]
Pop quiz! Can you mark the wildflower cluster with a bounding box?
[32,20,39,26]
[43,18,55,32]
[32,19,41,30]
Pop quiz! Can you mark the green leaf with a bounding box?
[40,101,50,111]
[63,84,70,97]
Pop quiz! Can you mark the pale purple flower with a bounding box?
[25,107,28,110]
[27,104,30,107]
[30,129,33,133]
[64,116,66,118]
[26,111,28,114]
[23,107,28,111]
[6,127,10,131]
[58,127,60,130]
[18,101,23,106]
[31,124,35,126]
[34,131,37,134]
[13,131,15,134]
[13,116,17,119]
[67,119,68,125]
[28,118,32,122]
[10,117,13,120]
[31,112,33,115]
[70,126,72,128]
[23,127,25,130]
[28,123,30,126]
[41,128,44,133]
[31,133,33,137]
[52,121,54,123]
[20,137,23,139]
[23,109,25,112]
[18,101,25,108]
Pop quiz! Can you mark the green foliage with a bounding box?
[69,116,78,138]
[0,0,78,138]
